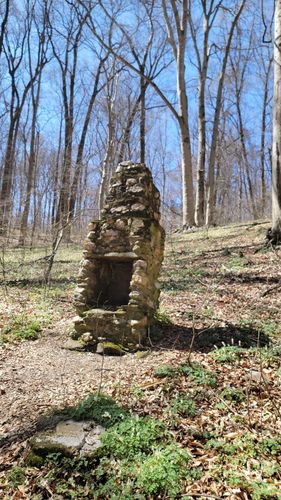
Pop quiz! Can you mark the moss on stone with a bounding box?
[25,451,45,467]
[29,437,75,458]
[98,341,127,356]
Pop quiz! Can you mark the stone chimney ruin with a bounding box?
[73,162,165,351]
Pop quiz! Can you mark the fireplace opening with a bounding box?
[93,260,133,309]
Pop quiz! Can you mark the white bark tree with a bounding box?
[189,0,224,226]
[78,0,196,227]
[205,0,246,226]
[270,0,281,243]
[162,0,195,227]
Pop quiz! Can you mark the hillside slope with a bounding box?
[1,221,281,498]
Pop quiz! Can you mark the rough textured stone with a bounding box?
[30,420,105,457]
[73,162,165,351]
[62,339,84,351]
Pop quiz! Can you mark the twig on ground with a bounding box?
[261,282,281,297]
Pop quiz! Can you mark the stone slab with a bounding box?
[30,420,105,457]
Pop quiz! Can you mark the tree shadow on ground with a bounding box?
[0,277,77,287]
[223,274,280,285]
[152,322,270,353]
[160,272,281,293]
[174,243,263,261]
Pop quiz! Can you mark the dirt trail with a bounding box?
[0,325,165,452]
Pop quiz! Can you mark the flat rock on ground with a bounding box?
[30,420,105,457]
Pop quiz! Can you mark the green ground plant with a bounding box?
[3,223,281,498]
[154,308,172,324]
[201,305,215,318]
[136,444,191,498]
[211,345,243,364]
[6,466,26,487]
[258,320,280,336]
[0,312,51,343]
[239,317,280,337]
[60,394,129,428]
[154,361,217,386]
[32,412,191,499]
[170,395,196,417]
[226,473,281,499]
[160,266,206,293]
[220,387,245,403]
[250,345,281,366]
[260,436,281,455]
[206,433,281,498]
[206,434,257,462]
[101,415,170,458]
[224,255,250,272]
[179,362,218,387]
[154,364,178,378]
[130,385,145,398]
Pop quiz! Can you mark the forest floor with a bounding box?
[1,220,281,498]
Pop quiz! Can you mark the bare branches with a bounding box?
[0,0,9,56]
[77,0,179,122]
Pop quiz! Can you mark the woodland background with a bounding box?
[0,0,274,243]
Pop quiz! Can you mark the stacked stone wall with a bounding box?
[73,161,165,350]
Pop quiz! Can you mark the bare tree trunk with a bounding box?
[162,0,194,227]
[85,0,195,227]
[98,0,158,167]
[214,156,221,211]
[179,117,195,228]
[205,0,245,226]
[260,57,272,215]
[18,127,40,246]
[30,149,39,248]
[140,71,146,164]
[51,13,88,234]
[195,74,206,227]
[68,56,107,226]
[55,100,73,228]
[98,76,117,217]
[190,1,231,226]
[19,76,42,245]
[0,115,16,233]
[271,0,281,242]
[118,97,139,163]
[0,0,9,57]
[175,1,195,228]
[238,159,243,221]
[191,3,213,227]
[52,116,62,228]
[0,3,47,235]
[235,94,257,219]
